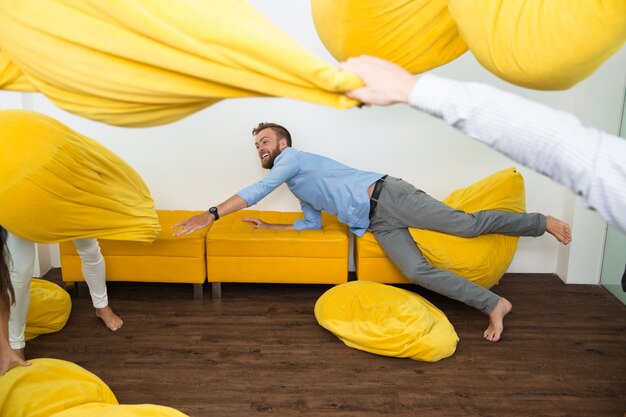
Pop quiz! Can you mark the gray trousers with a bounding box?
[368,176,546,314]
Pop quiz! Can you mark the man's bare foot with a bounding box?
[484,297,512,342]
[95,306,123,331]
[546,215,572,245]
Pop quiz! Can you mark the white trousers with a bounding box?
[6,233,108,349]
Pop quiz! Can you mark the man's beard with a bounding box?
[262,145,281,169]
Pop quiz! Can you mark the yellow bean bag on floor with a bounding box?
[447,0,626,90]
[50,403,190,417]
[315,281,458,361]
[0,358,118,417]
[0,0,362,127]
[25,278,71,341]
[311,0,467,74]
[0,110,160,243]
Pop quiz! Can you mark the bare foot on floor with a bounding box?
[484,297,512,342]
[95,306,123,331]
[546,215,572,245]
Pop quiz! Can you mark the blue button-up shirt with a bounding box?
[237,148,384,236]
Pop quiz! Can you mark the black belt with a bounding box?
[369,175,388,220]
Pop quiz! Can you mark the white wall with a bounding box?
[2,1,625,281]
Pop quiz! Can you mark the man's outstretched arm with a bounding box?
[172,194,248,236]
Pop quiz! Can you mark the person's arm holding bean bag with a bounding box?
[339,56,626,233]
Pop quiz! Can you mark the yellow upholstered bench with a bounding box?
[59,210,208,299]
[206,210,349,297]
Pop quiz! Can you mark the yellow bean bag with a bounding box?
[315,281,458,361]
[448,0,626,90]
[412,167,525,287]
[0,110,160,243]
[50,403,190,417]
[25,279,71,342]
[0,358,118,417]
[356,167,525,288]
[311,0,467,74]
[0,0,362,127]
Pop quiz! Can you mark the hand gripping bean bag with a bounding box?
[311,0,468,74]
[0,110,160,243]
[447,0,626,90]
[315,281,458,361]
[0,358,118,417]
[0,0,362,127]
[24,278,71,341]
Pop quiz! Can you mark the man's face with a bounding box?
[255,128,284,169]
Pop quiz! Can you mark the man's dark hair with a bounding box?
[252,122,292,147]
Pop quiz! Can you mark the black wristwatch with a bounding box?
[208,206,219,221]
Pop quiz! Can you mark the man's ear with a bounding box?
[278,138,288,150]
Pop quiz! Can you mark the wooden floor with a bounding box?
[28,271,626,417]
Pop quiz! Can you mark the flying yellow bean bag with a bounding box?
[447,0,626,90]
[0,358,118,417]
[315,281,458,361]
[311,0,467,74]
[24,279,71,342]
[356,168,525,288]
[0,110,160,243]
[0,0,362,127]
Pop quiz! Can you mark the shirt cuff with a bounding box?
[292,219,307,231]
[408,73,459,118]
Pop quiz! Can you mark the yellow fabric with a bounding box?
[311,0,468,74]
[0,0,362,127]
[25,278,71,341]
[0,358,118,417]
[356,168,525,288]
[315,281,458,361]
[0,49,34,91]
[448,0,626,90]
[207,210,349,284]
[60,211,207,284]
[0,110,160,243]
[51,403,189,417]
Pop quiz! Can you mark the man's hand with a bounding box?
[172,211,213,236]
[241,218,269,229]
[0,347,30,376]
[339,55,418,106]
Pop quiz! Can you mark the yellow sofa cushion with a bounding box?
[50,403,189,417]
[60,210,207,284]
[315,281,458,362]
[0,0,362,127]
[356,168,525,288]
[0,110,159,243]
[206,211,349,284]
[311,0,467,74]
[25,278,71,342]
[448,0,626,90]
[0,358,117,417]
